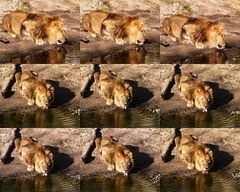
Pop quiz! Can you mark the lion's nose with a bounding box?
[137,40,144,45]
[217,44,225,49]
[57,40,65,45]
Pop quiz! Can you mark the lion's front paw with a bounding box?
[187,101,194,107]
[115,38,125,44]
[195,43,204,49]
[107,165,115,171]
[27,100,35,106]
[27,165,34,172]
[106,100,113,105]
[35,39,46,45]
[187,164,194,170]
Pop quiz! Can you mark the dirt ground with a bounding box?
[160,128,240,177]
[0,0,80,63]
[160,0,240,63]
[0,64,80,113]
[0,128,80,178]
[80,0,160,63]
[160,64,240,114]
[80,64,160,112]
[80,128,160,178]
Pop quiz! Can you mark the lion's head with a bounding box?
[114,82,133,109]
[35,149,53,176]
[125,17,145,45]
[194,85,213,112]
[46,17,65,45]
[204,22,225,49]
[35,82,54,109]
[194,147,213,173]
[115,149,134,176]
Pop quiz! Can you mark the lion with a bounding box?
[15,71,54,109]
[95,136,134,176]
[82,10,145,45]
[175,135,214,173]
[162,14,225,49]
[174,72,213,112]
[94,70,133,109]
[15,137,53,176]
[2,10,65,45]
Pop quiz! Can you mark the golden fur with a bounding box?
[15,137,53,176]
[95,136,134,176]
[175,72,213,112]
[2,10,65,45]
[82,10,145,45]
[15,71,54,109]
[175,135,214,173]
[94,70,133,109]
[162,14,225,49]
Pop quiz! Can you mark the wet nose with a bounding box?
[57,40,65,45]
[137,40,144,45]
[217,44,225,49]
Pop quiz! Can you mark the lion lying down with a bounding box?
[2,10,65,45]
[175,135,214,173]
[94,70,133,109]
[15,137,53,176]
[82,10,145,45]
[15,71,54,109]
[162,14,225,49]
[175,72,213,112]
[95,136,134,176]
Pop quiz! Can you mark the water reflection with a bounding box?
[80,109,160,128]
[0,108,80,128]
[161,173,240,192]
[81,175,159,192]
[0,175,79,192]
[160,110,240,128]
[9,43,80,64]
[87,42,160,64]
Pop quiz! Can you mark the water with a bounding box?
[80,109,160,128]
[81,174,159,192]
[177,47,240,64]
[0,108,80,128]
[9,43,80,64]
[161,173,240,192]
[160,110,240,128]
[0,175,79,192]
[86,42,160,64]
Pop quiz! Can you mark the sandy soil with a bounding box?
[160,128,240,177]
[80,64,160,112]
[80,128,160,178]
[160,64,240,114]
[0,0,80,63]
[0,64,80,113]
[160,0,240,63]
[80,0,160,63]
[0,128,80,178]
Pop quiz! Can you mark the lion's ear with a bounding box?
[213,22,224,32]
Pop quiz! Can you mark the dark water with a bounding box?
[160,110,240,128]
[0,175,79,192]
[161,173,240,192]
[80,109,160,128]
[81,175,159,192]
[177,47,240,64]
[10,43,80,64]
[86,42,160,64]
[0,108,80,128]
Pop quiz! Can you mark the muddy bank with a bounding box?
[0,0,80,63]
[160,128,240,178]
[80,128,160,178]
[80,64,160,112]
[160,0,240,64]
[160,64,240,114]
[80,0,160,63]
[0,128,80,178]
[0,64,80,113]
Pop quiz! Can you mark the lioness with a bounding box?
[175,72,213,112]
[15,137,53,176]
[175,135,214,173]
[162,14,225,49]
[95,136,134,176]
[82,10,145,45]
[2,10,65,45]
[15,71,54,109]
[94,70,133,109]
